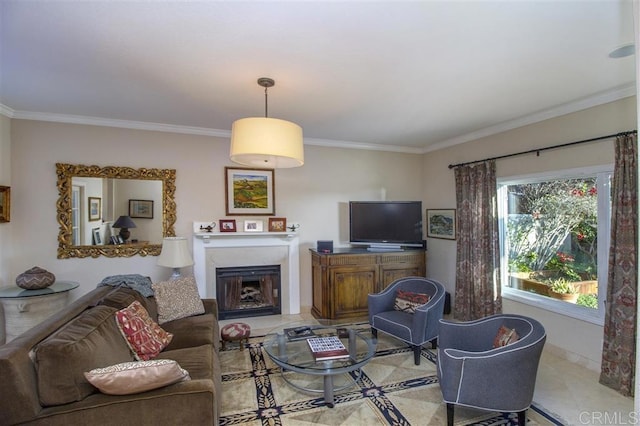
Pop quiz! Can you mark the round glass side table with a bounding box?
[0,280,79,344]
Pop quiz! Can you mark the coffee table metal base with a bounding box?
[279,368,363,407]
[263,324,376,409]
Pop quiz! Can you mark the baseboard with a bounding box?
[299,305,312,315]
[544,342,601,372]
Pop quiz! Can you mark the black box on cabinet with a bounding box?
[317,240,333,253]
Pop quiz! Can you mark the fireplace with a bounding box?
[192,231,300,316]
[216,265,281,319]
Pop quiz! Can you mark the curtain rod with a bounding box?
[447,130,637,169]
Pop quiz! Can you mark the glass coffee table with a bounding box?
[263,322,376,407]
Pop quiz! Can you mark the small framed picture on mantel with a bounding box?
[219,219,237,232]
[244,220,263,232]
[268,217,287,232]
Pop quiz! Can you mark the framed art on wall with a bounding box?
[225,167,275,216]
[268,217,287,232]
[88,197,101,222]
[219,219,237,232]
[0,186,10,223]
[129,199,154,219]
[426,209,456,240]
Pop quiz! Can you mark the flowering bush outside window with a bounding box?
[504,176,601,308]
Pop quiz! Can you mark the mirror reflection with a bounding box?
[57,164,176,258]
[71,177,163,246]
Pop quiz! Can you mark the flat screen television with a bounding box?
[349,201,423,250]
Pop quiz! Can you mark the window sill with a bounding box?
[502,288,604,326]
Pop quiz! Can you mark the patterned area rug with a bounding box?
[219,329,564,426]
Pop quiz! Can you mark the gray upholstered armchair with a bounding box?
[368,277,446,365]
[437,314,546,426]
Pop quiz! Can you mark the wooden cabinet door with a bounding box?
[330,266,378,319]
[311,258,326,318]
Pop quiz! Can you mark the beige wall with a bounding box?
[423,96,637,370]
[8,120,424,309]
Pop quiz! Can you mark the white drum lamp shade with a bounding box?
[230,77,304,169]
[157,237,194,279]
[230,117,304,168]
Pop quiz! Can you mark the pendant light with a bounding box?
[230,78,304,168]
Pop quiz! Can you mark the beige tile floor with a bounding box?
[221,313,634,426]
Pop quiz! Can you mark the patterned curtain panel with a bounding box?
[454,160,502,321]
[600,132,638,397]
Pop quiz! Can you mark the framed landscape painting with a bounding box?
[426,209,456,240]
[225,167,275,216]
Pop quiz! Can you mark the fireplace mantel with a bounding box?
[192,231,300,315]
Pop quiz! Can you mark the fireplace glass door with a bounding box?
[216,265,281,319]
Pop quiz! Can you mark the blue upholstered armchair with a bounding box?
[437,314,546,426]
[368,277,446,365]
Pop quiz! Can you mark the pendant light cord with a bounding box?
[264,86,269,118]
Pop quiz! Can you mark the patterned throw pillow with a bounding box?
[152,276,205,325]
[115,301,173,360]
[493,325,520,348]
[393,290,431,314]
[84,359,190,395]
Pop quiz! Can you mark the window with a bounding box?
[71,185,81,246]
[498,166,611,324]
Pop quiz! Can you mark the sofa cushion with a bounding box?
[152,276,205,325]
[162,313,216,351]
[160,344,214,380]
[96,286,150,311]
[115,301,173,360]
[84,359,190,395]
[34,305,135,406]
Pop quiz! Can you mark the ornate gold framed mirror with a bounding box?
[56,163,176,258]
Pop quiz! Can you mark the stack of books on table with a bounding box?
[307,336,349,361]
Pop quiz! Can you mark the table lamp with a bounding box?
[112,215,136,243]
[157,237,194,279]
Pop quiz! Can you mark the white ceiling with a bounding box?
[0,1,636,153]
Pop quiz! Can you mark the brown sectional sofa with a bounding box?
[0,285,221,425]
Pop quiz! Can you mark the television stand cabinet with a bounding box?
[310,248,426,320]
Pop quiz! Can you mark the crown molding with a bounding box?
[423,83,637,153]
[2,83,635,154]
[8,110,232,138]
[0,103,15,118]
[304,137,424,154]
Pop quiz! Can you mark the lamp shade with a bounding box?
[230,117,304,168]
[112,215,137,229]
[157,237,194,268]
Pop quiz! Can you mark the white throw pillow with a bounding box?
[84,359,190,395]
